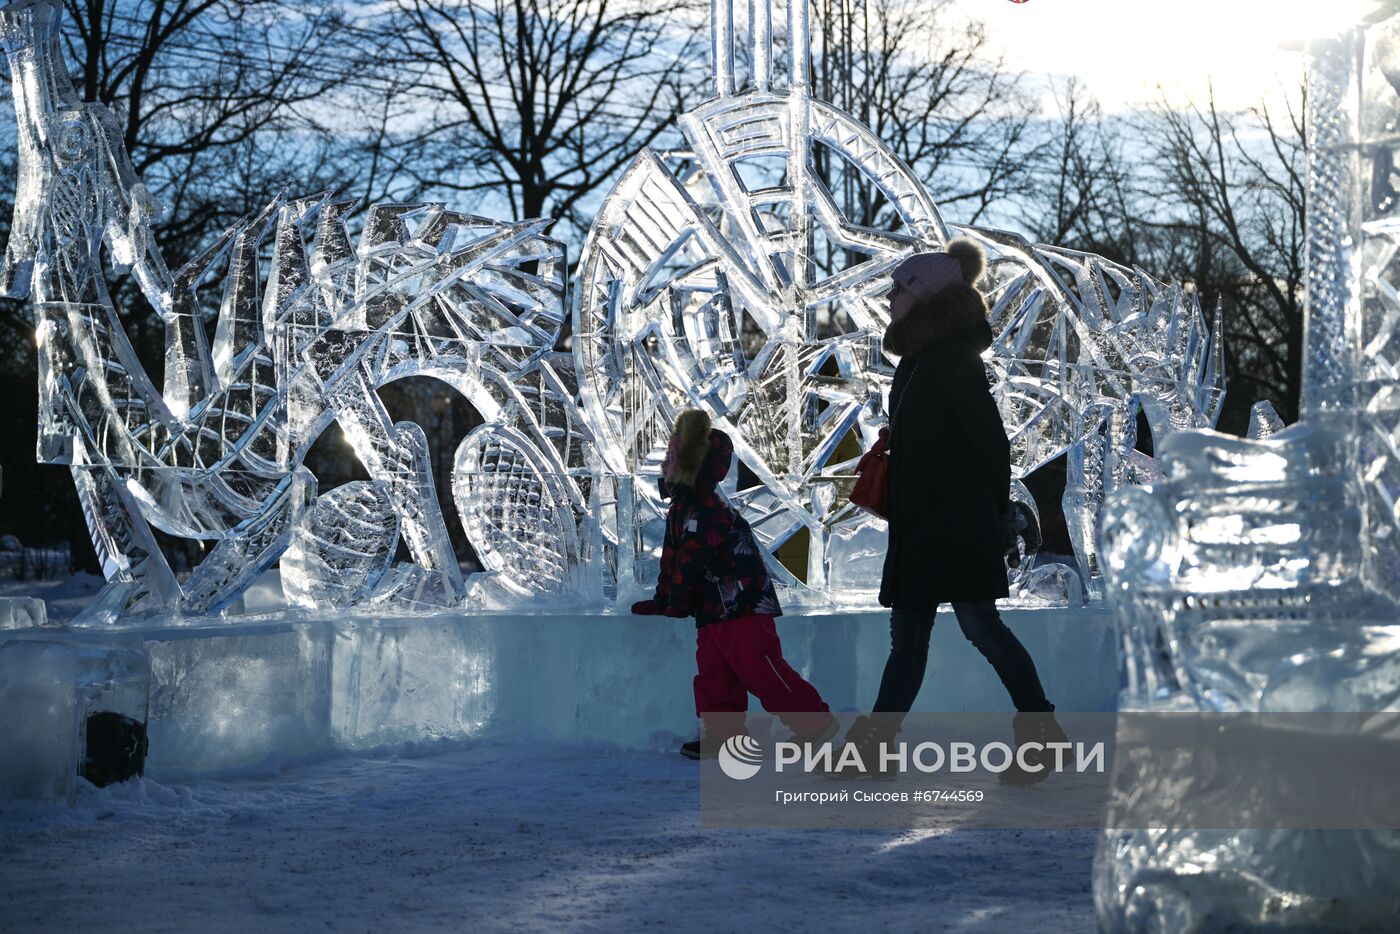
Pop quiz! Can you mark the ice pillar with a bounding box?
[1301,29,1363,416]
[750,0,773,91]
[711,0,735,97]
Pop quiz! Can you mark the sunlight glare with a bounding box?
[962,0,1380,111]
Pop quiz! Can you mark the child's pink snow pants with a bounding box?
[693,613,832,736]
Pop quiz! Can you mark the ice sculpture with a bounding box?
[0,0,607,620]
[574,0,1223,602]
[1094,6,1400,928]
[0,0,1221,620]
[1246,399,1285,440]
[281,481,399,609]
[969,233,1220,599]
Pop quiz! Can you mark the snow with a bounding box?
[0,742,1097,932]
[0,572,104,626]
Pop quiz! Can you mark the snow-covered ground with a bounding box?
[0,575,1101,929]
[0,572,104,625]
[0,742,1098,932]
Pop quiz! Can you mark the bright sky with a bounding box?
[958,0,1375,112]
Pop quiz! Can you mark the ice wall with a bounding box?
[0,606,1115,788]
[0,640,148,800]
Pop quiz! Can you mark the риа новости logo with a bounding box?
[717,735,765,780]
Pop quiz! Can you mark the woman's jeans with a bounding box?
[872,601,1052,724]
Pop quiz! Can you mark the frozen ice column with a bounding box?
[1307,13,1400,599]
[1092,6,1400,929]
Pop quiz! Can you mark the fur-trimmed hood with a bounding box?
[883,238,991,358]
[662,409,732,495]
[649,412,780,625]
[882,284,990,357]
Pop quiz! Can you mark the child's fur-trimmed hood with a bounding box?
[664,409,714,490]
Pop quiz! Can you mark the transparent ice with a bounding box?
[281,481,399,610]
[1094,6,1400,927]
[1,0,1220,621]
[1246,399,1285,440]
[0,595,47,629]
[0,0,588,620]
[573,0,1223,605]
[0,639,149,800]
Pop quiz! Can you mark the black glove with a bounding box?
[1003,502,1042,569]
[1002,507,1024,569]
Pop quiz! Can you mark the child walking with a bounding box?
[631,409,837,759]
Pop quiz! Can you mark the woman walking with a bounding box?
[847,238,1065,784]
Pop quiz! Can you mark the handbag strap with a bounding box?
[890,358,923,430]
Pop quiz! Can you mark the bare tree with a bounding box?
[53,0,357,264]
[0,0,360,562]
[810,0,1038,230]
[1021,78,1305,432]
[1145,84,1306,427]
[1021,77,1143,265]
[386,0,705,245]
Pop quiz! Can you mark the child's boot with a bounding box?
[683,713,747,759]
[680,736,719,759]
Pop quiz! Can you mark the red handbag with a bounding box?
[849,427,892,519]
[850,359,922,520]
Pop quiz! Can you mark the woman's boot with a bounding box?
[1000,710,1069,786]
[827,714,899,779]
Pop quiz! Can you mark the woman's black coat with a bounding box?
[878,310,1011,610]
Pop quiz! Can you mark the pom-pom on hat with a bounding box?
[890,238,987,306]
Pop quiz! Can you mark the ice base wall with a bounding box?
[1,605,1115,785]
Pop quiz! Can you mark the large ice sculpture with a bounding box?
[0,0,1221,621]
[1094,6,1400,928]
[574,0,1223,602]
[0,0,610,620]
